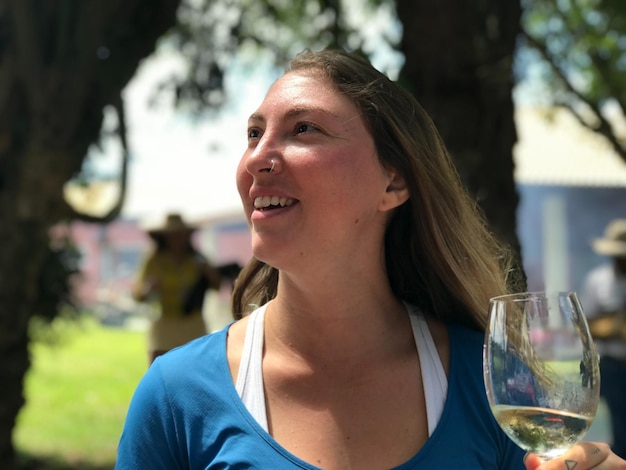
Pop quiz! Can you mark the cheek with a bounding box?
[331,152,387,194]
[236,159,252,197]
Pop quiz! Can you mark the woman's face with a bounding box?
[164,231,190,254]
[236,71,406,270]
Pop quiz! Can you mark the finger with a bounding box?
[535,442,610,469]
[524,452,542,470]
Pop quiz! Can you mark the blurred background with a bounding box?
[1,0,625,468]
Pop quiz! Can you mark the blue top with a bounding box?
[116,321,525,469]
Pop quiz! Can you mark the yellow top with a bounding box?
[134,251,208,351]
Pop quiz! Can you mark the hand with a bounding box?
[139,277,159,300]
[524,443,626,469]
[199,263,222,289]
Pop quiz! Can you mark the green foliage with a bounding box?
[521,0,626,158]
[15,317,146,468]
[524,0,626,100]
[162,0,399,114]
[31,236,83,325]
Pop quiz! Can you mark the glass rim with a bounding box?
[489,290,579,303]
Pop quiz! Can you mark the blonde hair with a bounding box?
[232,49,513,329]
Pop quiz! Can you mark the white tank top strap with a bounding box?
[407,305,448,436]
[235,305,269,431]
[235,303,448,436]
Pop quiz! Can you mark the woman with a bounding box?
[117,50,625,469]
[132,213,221,364]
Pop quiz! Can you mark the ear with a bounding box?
[379,169,409,212]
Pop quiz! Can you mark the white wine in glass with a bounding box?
[483,291,600,461]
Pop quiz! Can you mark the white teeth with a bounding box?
[253,196,295,209]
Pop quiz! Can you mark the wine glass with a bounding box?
[483,291,600,461]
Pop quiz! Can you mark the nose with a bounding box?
[243,132,280,176]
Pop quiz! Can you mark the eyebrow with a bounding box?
[248,106,341,124]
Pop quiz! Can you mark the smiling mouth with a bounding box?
[253,196,296,211]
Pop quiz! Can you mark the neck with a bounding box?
[264,272,410,364]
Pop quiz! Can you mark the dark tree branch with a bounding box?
[523,31,626,163]
[585,47,626,134]
[64,94,129,224]
[550,0,626,132]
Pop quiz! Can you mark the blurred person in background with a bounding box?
[582,218,626,458]
[132,213,240,365]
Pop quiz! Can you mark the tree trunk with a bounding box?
[396,0,525,286]
[0,1,180,468]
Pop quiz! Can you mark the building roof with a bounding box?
[514,107,626,187]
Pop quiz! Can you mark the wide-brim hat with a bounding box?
[592,219,626,257]
[147,213,197,237]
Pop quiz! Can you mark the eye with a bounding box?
[295,123,318,134]
[247,127,262,139]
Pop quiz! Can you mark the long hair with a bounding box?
[232,49,513,329]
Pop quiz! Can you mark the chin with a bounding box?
[251,241,277,265]
[252,247,292,272]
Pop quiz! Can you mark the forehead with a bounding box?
[253,71,359,118]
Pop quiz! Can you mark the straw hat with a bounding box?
[592,219,626,257]
[147,213,196,237]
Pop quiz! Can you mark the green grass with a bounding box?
[14,316,147,468]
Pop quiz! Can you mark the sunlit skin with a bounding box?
[235,69,413,346]
[236,71,405,284]
[524,442,623,469]
[229,71,435,469]
[231,70,626,470]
